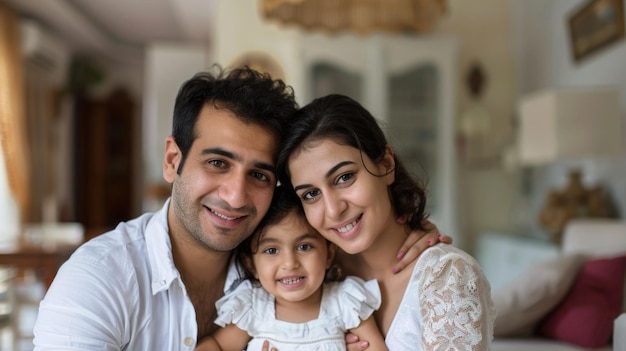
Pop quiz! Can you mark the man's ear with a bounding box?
[163,136,181,183]
[381,144,396,185]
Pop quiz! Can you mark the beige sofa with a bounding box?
[490,219,626,351]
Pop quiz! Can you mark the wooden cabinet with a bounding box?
[74,88,135,231]
[296,35,461,242]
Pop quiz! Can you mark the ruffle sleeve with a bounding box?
[213,279,256,328]
[335,276,382,330]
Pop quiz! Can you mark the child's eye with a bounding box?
[263,247,278,255]
[297,243,312,251]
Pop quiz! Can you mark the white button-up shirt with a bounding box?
[33,199,240,350]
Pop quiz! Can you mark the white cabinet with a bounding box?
[296,34,461,243]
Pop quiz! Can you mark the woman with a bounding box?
[277,94,495,350]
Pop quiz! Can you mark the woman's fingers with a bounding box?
[392,220,453,274]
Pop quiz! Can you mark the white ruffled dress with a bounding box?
[214,276,381,351]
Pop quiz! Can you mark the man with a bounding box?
[33,66,439,350]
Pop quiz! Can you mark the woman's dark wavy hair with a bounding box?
[171,65,298,173]
[277,94,428,232]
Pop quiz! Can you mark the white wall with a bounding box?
[142,44,208,196]
[510,0,626,231]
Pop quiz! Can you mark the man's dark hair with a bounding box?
[171,65,298,173]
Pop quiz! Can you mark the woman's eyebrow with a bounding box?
[325,161,354,178]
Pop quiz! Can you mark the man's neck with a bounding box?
[169,230,233,340]
[170,233,232,287]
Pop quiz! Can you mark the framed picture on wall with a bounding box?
[568,0,625,62]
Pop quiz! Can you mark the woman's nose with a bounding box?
[323,192,347,219]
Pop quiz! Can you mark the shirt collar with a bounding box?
[145,198,245,295]
[145,198,180,295]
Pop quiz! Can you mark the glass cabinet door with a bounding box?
[388,64,440,215]
[310,62,363,102]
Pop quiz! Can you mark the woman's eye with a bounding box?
[263,247,278,255]
[337,173,354,184]
[302,189,320,201]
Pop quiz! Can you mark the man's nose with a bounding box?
[219,171,248,209]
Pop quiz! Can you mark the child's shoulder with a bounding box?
[323,276,381,329]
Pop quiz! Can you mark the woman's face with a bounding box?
[288,139,396,254]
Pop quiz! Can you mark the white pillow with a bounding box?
[493,253,586,337]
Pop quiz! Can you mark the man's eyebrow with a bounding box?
[201,147,276,175]
[253,162,276,175]
[202,147,237,160]
[294,161,354,192]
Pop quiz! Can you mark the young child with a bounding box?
[196,187,388,351]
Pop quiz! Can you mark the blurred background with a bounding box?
[0,0,625,349]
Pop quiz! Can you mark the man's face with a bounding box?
[164,104,279,252]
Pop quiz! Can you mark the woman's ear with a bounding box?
[163,136,182,183]
[381,144,396,185]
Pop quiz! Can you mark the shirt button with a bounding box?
[184,337,194,346]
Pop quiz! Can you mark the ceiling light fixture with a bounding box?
[260,0,447,35]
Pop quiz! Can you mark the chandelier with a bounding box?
[260,0,448,35]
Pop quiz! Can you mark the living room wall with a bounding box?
[510,0,626,235]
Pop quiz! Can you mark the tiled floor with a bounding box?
[0,270,44,351]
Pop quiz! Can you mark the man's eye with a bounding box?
[263,247,278,255]
[251,171,270,182]
[208,160,227,168]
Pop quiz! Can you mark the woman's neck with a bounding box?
[339,220,411,281]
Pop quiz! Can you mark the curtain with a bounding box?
[0,2,30,222]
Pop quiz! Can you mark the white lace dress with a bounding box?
[214,276,381,351]
[385,243,496,350]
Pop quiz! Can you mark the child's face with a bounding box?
[248,211,335,305]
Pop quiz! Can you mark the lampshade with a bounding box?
[260,0,447,35]
[517,87,624,166]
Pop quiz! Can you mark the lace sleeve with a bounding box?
[417,245,496,350]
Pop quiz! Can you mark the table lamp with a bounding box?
[516,87,624,242]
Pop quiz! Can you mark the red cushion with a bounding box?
[538,255,626,348]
